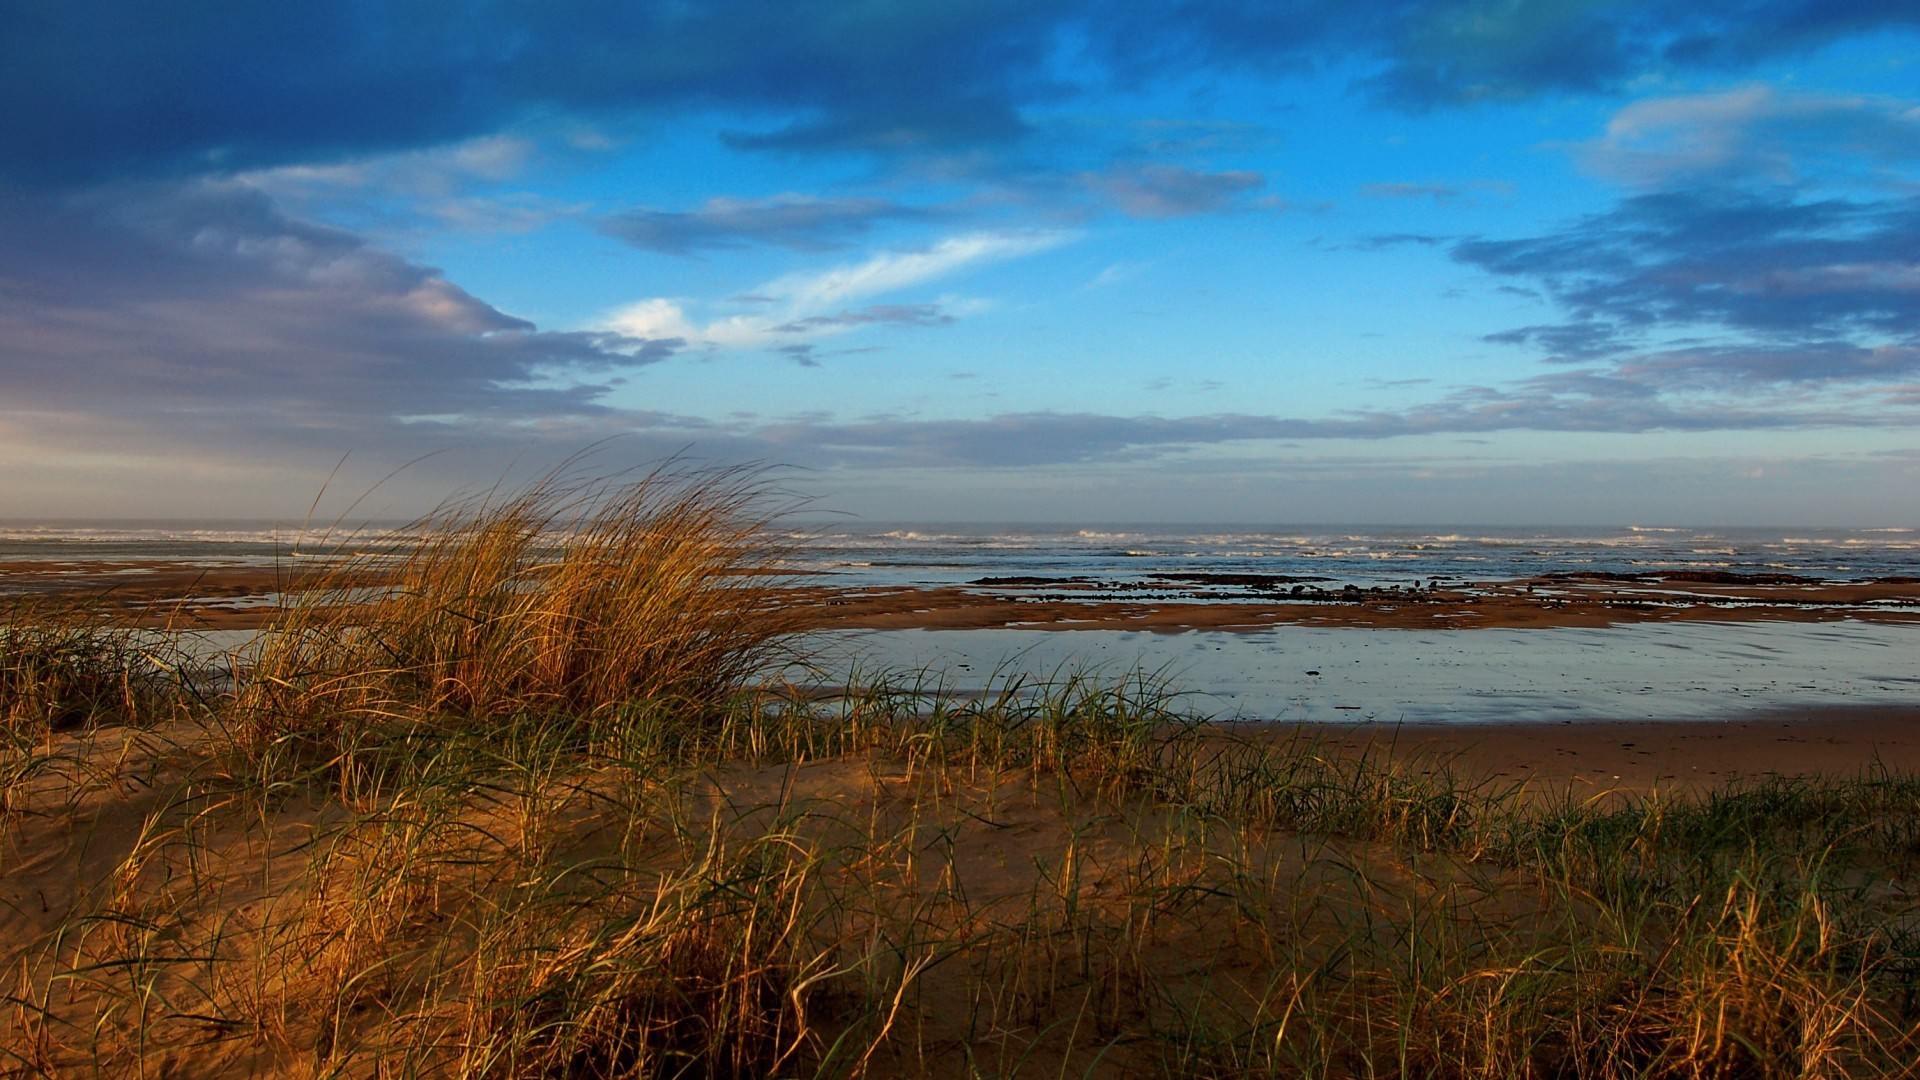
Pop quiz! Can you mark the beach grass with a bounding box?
[4,469,1919,1077]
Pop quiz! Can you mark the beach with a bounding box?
[1272,706,1920,797]
[8,517,1920,1074]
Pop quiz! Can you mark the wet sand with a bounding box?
[800,576,1920,632]
[0,561,362,628]
[1253,705,1920,798]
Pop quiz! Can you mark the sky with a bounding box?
[3,2,1919,525]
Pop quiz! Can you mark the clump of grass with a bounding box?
[0,599,183,732]
[238,462,806,745]
[457,826,846,1079]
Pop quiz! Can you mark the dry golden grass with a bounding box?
[4,466,1919,1077]
[1,599,187,734]
[236,462,805,746]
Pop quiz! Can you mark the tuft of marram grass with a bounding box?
[0,598,185,733]
[237,462,807,744]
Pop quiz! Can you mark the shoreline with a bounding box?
[5,559,1919,632]
[7,559,1916,791]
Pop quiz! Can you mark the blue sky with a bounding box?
[3,2,1918,524]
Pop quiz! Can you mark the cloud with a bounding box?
[1457,189,1920,355]
[771,304,957,334]
[1460,186,1920,419]
[12,3,1919,190]
[1348,232,1451,250]
[1574,85,1920,187]
[2,182,1911,507]
[745,388,1895,468]
[1482,322,1625,360]
[1607,342,1920,389]
[425,193,586,233]
[776,344,822,368]
[765,230,1070,308]
[0,184,678,433]
[605,229,1068,349]
[0,5,1073,185]
[1362,2,1920,107]
[12,178,1902,486]
[1082,261,1150,290]
[598,195,943,255]
[1086,164,1265,218]
[1090,2,1920,110]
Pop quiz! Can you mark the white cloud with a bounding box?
[762,230,1070,308]
[234,134,540,199]
[1573,85,1920,188]
[440,134,534,181]
[601,228,1073,350]
[1085,260,1148,290]
[606,297,700,340]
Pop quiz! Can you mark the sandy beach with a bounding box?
[9,522,1920,1075]
[1265,706,1920,797]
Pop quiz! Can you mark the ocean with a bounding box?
[6,520,1919,588]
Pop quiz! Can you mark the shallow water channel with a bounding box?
[797,620,1920,724]
[164,619,1918,725]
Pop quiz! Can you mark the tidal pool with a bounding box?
[797,620,1920,724]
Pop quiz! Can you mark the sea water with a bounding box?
[789,522,1920,592]
[6,520,1919,587]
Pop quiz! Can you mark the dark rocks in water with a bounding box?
[1657,570,1812,585]
[1543,569,1815,586]
[971,575,1101,587]
[1148,572,1334,587]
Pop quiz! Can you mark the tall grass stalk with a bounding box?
[237,462,806,745]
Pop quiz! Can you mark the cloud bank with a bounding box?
[9,2,1917,186]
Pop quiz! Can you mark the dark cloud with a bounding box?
[0,184,678,426]
[599,196,943,255]
[1483,322,1623,360]
[10,2,1918,188]
[1096,1,1920,109]
[1460,190,1920,357]
[1,2,1063,185]
[776,344,822,368]
[1350,233,1451,250]
[1609,342,1920,389]
[1655,1,1920,68]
